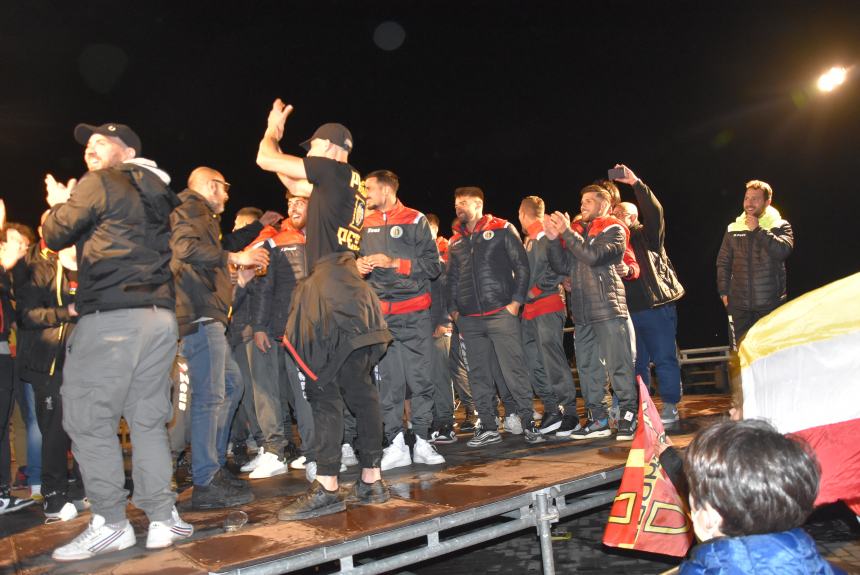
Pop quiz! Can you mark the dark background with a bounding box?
[3,0,859,347]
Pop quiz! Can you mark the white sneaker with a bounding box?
[52,514,136,561]
[381,432,412,471]
[413,436,445,465]
[341,443,359,467]
[305,461,317,483]
[290,455,307,470]
[46,501,79,522]
[504,414,523,435]
[249,450,288,479]
[240,447,265,473]
[146,506,194,549]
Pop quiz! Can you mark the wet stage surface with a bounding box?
[0,396,731,575]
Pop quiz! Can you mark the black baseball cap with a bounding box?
[74,123,142,156]
[300,123,353,153]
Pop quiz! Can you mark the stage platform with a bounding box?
[1,395,731,575]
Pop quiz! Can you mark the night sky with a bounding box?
[3,0,859,347]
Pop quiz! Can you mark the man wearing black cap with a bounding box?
[257,99,392,520]
[43,123,193,561]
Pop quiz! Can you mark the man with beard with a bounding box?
[716,180,793,344]
[170,166,274,509]
[243,193,316,478]
[357,170,444,470]
[545,185,638,441]
[43,123,192,559]
[446,186,543,447]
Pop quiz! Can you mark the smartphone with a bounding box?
[607,167,626,180]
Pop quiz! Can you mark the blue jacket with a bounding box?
[679,528,845,575]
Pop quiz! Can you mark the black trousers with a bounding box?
[0,354,13,487]
[31,375,83,496]
[305,348,382,476]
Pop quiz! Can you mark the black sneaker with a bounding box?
[459,416,477,433]
[43,491,78,522]
[571,417,612,440]
[539,411,564,435]
[346,478,391,505]
[0,487,35,515]
[215,466,250,490]
[524,421,547,444]
[554,413,582,437]
[430,424,457,445]
[466,426,502,447]
[277,480,347,521]
[231,442,251,468]
[616,411,638,441]
[192,472,255,510]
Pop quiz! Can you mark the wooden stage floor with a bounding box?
[0,395,731,575]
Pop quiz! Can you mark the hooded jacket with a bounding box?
[446,214,530,317]
[679,528,845,575]
[170,189,262,336]
[716,205,793,312]
[15,244,77,386]
[547,215,629,325]
[42,159,179,316]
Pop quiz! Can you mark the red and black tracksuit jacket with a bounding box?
[361,201,441,315]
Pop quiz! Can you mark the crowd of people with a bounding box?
[0,98,801,567]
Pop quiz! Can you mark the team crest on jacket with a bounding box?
[390,226,403,238]
[483,230,494,240]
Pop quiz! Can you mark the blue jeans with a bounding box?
[631,304,682,404]
[181,322,242,486]
[20,381,42,486]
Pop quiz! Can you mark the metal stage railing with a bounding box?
[219,468,624,575]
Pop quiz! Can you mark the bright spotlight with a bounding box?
[817,66,848,92]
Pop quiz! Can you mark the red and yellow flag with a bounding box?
[602,378,693,557]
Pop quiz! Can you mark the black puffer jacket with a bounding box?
[170,190,262,336]
[42,161,180,316]
[716,210,793,312]
[547,216,628,325]
[15,246,77,386]
[446,215,529,317]
[625,180,684,313]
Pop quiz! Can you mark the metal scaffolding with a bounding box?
[221,468,623,575]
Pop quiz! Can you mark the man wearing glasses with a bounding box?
[171,167,277,510]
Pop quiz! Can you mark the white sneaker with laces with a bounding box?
[240,447,265,473]
[52,514,136,561]
[504,414,523,435]
[146,506,193,549]
[289,455,307,470]
[341,443,359,467]
[248,450,287,479]
[413,436,445,465]
[381,432,412,471]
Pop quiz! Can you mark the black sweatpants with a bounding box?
[305,348,382,476]
[31,375,83,496]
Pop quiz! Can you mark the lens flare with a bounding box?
[817,66,848,92]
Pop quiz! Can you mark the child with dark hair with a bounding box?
[679,419,844,574]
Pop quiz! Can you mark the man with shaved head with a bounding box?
[171,165,279,510]
[43,122,192,560]
[610,165,685,424]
